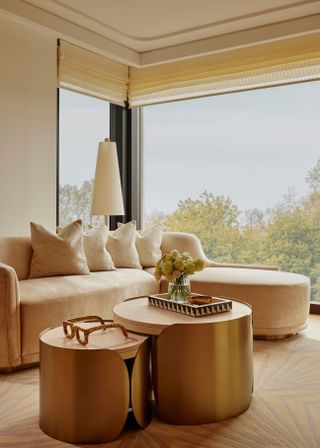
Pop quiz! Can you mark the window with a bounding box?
[59,89,110,227]
[143,81,320,302]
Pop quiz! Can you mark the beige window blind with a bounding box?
[58,41,129,106]
[129,33,320,107]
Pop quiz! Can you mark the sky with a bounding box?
[144,81,320,215]
[59,90,110,186]
[60,81,320,217]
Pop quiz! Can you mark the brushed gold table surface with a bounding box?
[39,325,152,443]
[114,297,253,424]
[40,324,148,359]
[113,297,251,335]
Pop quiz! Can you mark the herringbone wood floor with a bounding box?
[0,315,319,448]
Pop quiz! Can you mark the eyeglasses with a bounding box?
[63,315,128,346]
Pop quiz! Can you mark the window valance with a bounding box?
[128,33,320,107]
[58,41,129,106]
[58,34,320,108]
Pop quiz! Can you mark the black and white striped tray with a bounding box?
[148,293,232,317]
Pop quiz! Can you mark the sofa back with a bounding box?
[0,237,32,280]
[0,231,205,281]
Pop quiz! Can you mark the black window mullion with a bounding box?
[109,103,132,230]
[56,88,60,229]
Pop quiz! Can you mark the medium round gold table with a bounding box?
[113,297,253,424]
[39,324,152,443]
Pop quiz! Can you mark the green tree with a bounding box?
[234,209,268,264]
[145,209,168,228]
[165,191,242,261]
[263,198,320,301]
[306,158,320,192]
[244,208,266,231]
[271,188,301,216]
[59,179,103,228]
[162,183,320,301]
[239,227,268,265]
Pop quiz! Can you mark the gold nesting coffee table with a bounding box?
[39,322,152,443]
[113,297,253,425]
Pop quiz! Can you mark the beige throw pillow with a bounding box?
[136,225,162,267]
[83,226,115,272]
[107,221,141,269]
[29,220,90,278]
[118,222,162,267]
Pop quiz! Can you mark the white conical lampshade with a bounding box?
[91,140,124,216]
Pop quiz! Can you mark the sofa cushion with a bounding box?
[136,225,162,268]
[20,269,159,359]
[118,223,162,268]
[29,220,90,278]
[83,226,115,272]
[107,221,141,269]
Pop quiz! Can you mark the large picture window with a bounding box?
[59,89,110,227]
[143,81,320,302]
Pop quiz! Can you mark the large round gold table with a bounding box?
[113,297,253,425]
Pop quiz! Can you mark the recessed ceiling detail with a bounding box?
[1,0,320,66]
[23,0,320,51]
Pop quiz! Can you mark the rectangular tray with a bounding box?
[148,293,232,317]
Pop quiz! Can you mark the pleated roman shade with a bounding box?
[129,33,320,107]
[58,40,129,106]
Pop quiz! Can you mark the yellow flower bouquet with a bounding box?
[155,249,204,302]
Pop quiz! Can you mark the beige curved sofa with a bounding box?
[160,232,310,339]
[0,232,310,371]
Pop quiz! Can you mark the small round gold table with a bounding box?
[113,297,253,425]
[39,324,152,443]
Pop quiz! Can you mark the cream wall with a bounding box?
[0,14,57,236]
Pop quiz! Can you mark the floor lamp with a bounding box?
[91,139,124,228]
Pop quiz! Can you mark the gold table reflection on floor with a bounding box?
[113,297,253,424]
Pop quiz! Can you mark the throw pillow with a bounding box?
[29,220,90,278]
[83,226,115,272]
[118,223,162,268]
[107,221,141,268]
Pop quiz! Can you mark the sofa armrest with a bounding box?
[161,232,279,271]
[161,232,209,261]
[0,263,21,370]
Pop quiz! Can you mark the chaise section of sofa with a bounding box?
[158,232,310,340]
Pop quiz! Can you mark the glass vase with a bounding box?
[168,275,191,302]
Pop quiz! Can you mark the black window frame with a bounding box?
[57,89,319,314]
[57,91,141,231]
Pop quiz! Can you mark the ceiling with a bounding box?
[1,0,320,66]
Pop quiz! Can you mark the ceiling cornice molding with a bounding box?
[25,0,320,44]
[140,13,320,67]
[0,0,320,68]
[0,0,140,66]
